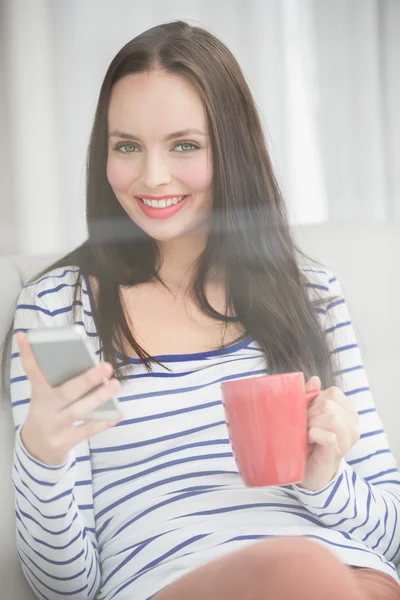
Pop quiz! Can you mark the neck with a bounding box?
[156,230,209,290]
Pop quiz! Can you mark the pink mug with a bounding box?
[221,372,319,487]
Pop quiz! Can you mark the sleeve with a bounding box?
[10,276,101,600]
[289,269,400,566]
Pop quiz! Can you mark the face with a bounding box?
[107,70,213,243]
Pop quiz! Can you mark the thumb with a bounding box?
[305,375,322,393]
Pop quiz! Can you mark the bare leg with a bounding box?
[153,537,400,600]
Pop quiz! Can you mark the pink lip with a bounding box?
[136,195,189,220]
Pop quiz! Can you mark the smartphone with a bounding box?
[26,325,122,420]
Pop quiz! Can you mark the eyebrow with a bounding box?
[108,128,206,141]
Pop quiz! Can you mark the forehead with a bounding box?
[108,71,207,136]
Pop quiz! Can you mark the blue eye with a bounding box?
[175,142,198,152]
[115,143,137,153]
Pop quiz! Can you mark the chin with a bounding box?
[138,222,202,243]
[117,195,212,243]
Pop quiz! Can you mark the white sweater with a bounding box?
[10,265,400,600]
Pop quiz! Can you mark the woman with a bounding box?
[7,21,400,600]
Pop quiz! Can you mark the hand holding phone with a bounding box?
[16,327,123,466]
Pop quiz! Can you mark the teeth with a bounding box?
[141,195,186,208]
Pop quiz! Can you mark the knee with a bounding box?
[236,537,357,599]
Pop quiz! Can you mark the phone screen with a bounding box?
[28,329,121,419]
[31,338,97,387]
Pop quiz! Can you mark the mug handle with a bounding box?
[305,389,320,455]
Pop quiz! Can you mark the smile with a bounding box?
[138,195,187,208]
[135,195,190,220]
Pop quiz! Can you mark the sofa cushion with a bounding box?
[0,259,22,352]
[294,223,400,463]
[0,255,58,600]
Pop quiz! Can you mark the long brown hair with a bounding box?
[2,21,338,388]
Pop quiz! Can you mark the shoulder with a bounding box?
[297,260,347,325]
[300,265,331,289]
[18,265,83,312]
[298,260,342,298]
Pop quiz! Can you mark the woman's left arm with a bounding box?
[290,269,400,565]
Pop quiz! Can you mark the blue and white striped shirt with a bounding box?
[10,265,400,600]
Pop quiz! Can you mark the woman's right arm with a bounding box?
[10,281,121,600]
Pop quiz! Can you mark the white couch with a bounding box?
[1,223,399,599]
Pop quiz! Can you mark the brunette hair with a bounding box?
[2,21,338,388]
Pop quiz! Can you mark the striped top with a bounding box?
[10,265,400,600]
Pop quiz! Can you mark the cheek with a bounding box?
[106,157,136,192]
[176,154,213,193]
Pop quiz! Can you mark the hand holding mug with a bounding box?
[297,376,360,491]
[221,372,320,487]
[221,371,360,490]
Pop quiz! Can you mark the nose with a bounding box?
[141,151,172,189]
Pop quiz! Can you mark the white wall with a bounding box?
[1,0,399,256]
[0,1,17,255]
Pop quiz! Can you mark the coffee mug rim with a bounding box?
[221,371,305,390]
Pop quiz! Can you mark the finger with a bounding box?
[308,427,341,454]
[56,362,114,406]
[310,408,360,445]
[70,413,123,447]
[317,386,359,420]
[309,404,350,434]
[308,395,337,419]
[305,376,321,393]
[16,331,50,389]
[61,378,121,423]
[304,376,321,408]
[309,407,360,451]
